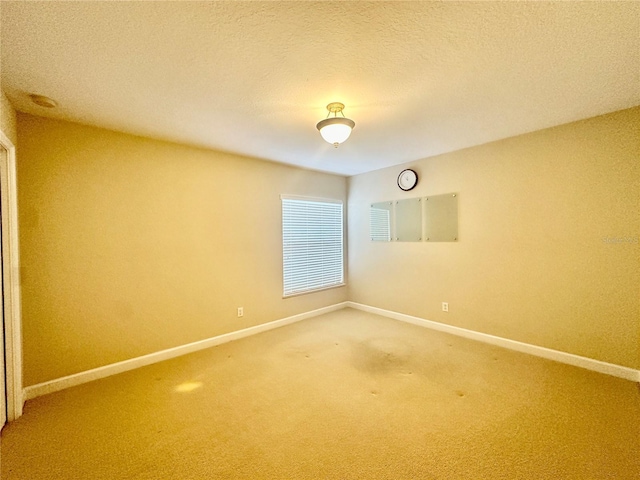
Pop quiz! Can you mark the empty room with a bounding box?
[0,1,638,479]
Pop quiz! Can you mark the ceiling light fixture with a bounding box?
[316,102,355,148]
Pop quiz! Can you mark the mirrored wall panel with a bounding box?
[424,193,458,242]
[396,198,422,242]
[370,201,393,241]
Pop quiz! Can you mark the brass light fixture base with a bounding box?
[326,102,345,114]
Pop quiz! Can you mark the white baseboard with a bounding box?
[347,302,640,383]
[23,300,638,402]
[23,302,348,401]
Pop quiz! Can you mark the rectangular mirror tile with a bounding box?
[370,201,393,241]
[396,198,422,242]
[424,193,458,242]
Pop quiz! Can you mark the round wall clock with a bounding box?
[397,169,418,191]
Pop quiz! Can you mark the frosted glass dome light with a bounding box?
[316,103,355,147]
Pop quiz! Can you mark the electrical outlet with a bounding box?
[442,302,449,312]
[237,307,244,317]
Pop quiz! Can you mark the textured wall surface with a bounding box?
[0,91,16,144]
[348,107,640,369]
[17,114,347,386]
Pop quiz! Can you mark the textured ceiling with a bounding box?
[1,1,639,176]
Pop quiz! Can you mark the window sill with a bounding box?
[283,283,346,299]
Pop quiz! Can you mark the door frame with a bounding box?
[0,129,23,421]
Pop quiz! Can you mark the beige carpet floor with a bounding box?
[2,308,639,479]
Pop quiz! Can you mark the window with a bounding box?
[282,196,344,297]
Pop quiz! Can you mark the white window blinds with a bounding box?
[282,196,344,297]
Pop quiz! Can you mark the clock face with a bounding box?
[398,169,418,191]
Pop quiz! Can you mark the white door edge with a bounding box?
[0,129,23,421]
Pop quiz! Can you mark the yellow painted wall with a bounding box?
[0,91,17,144]
[17,113,348,386]
[348,107,639,369]
[16,107,640,385]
